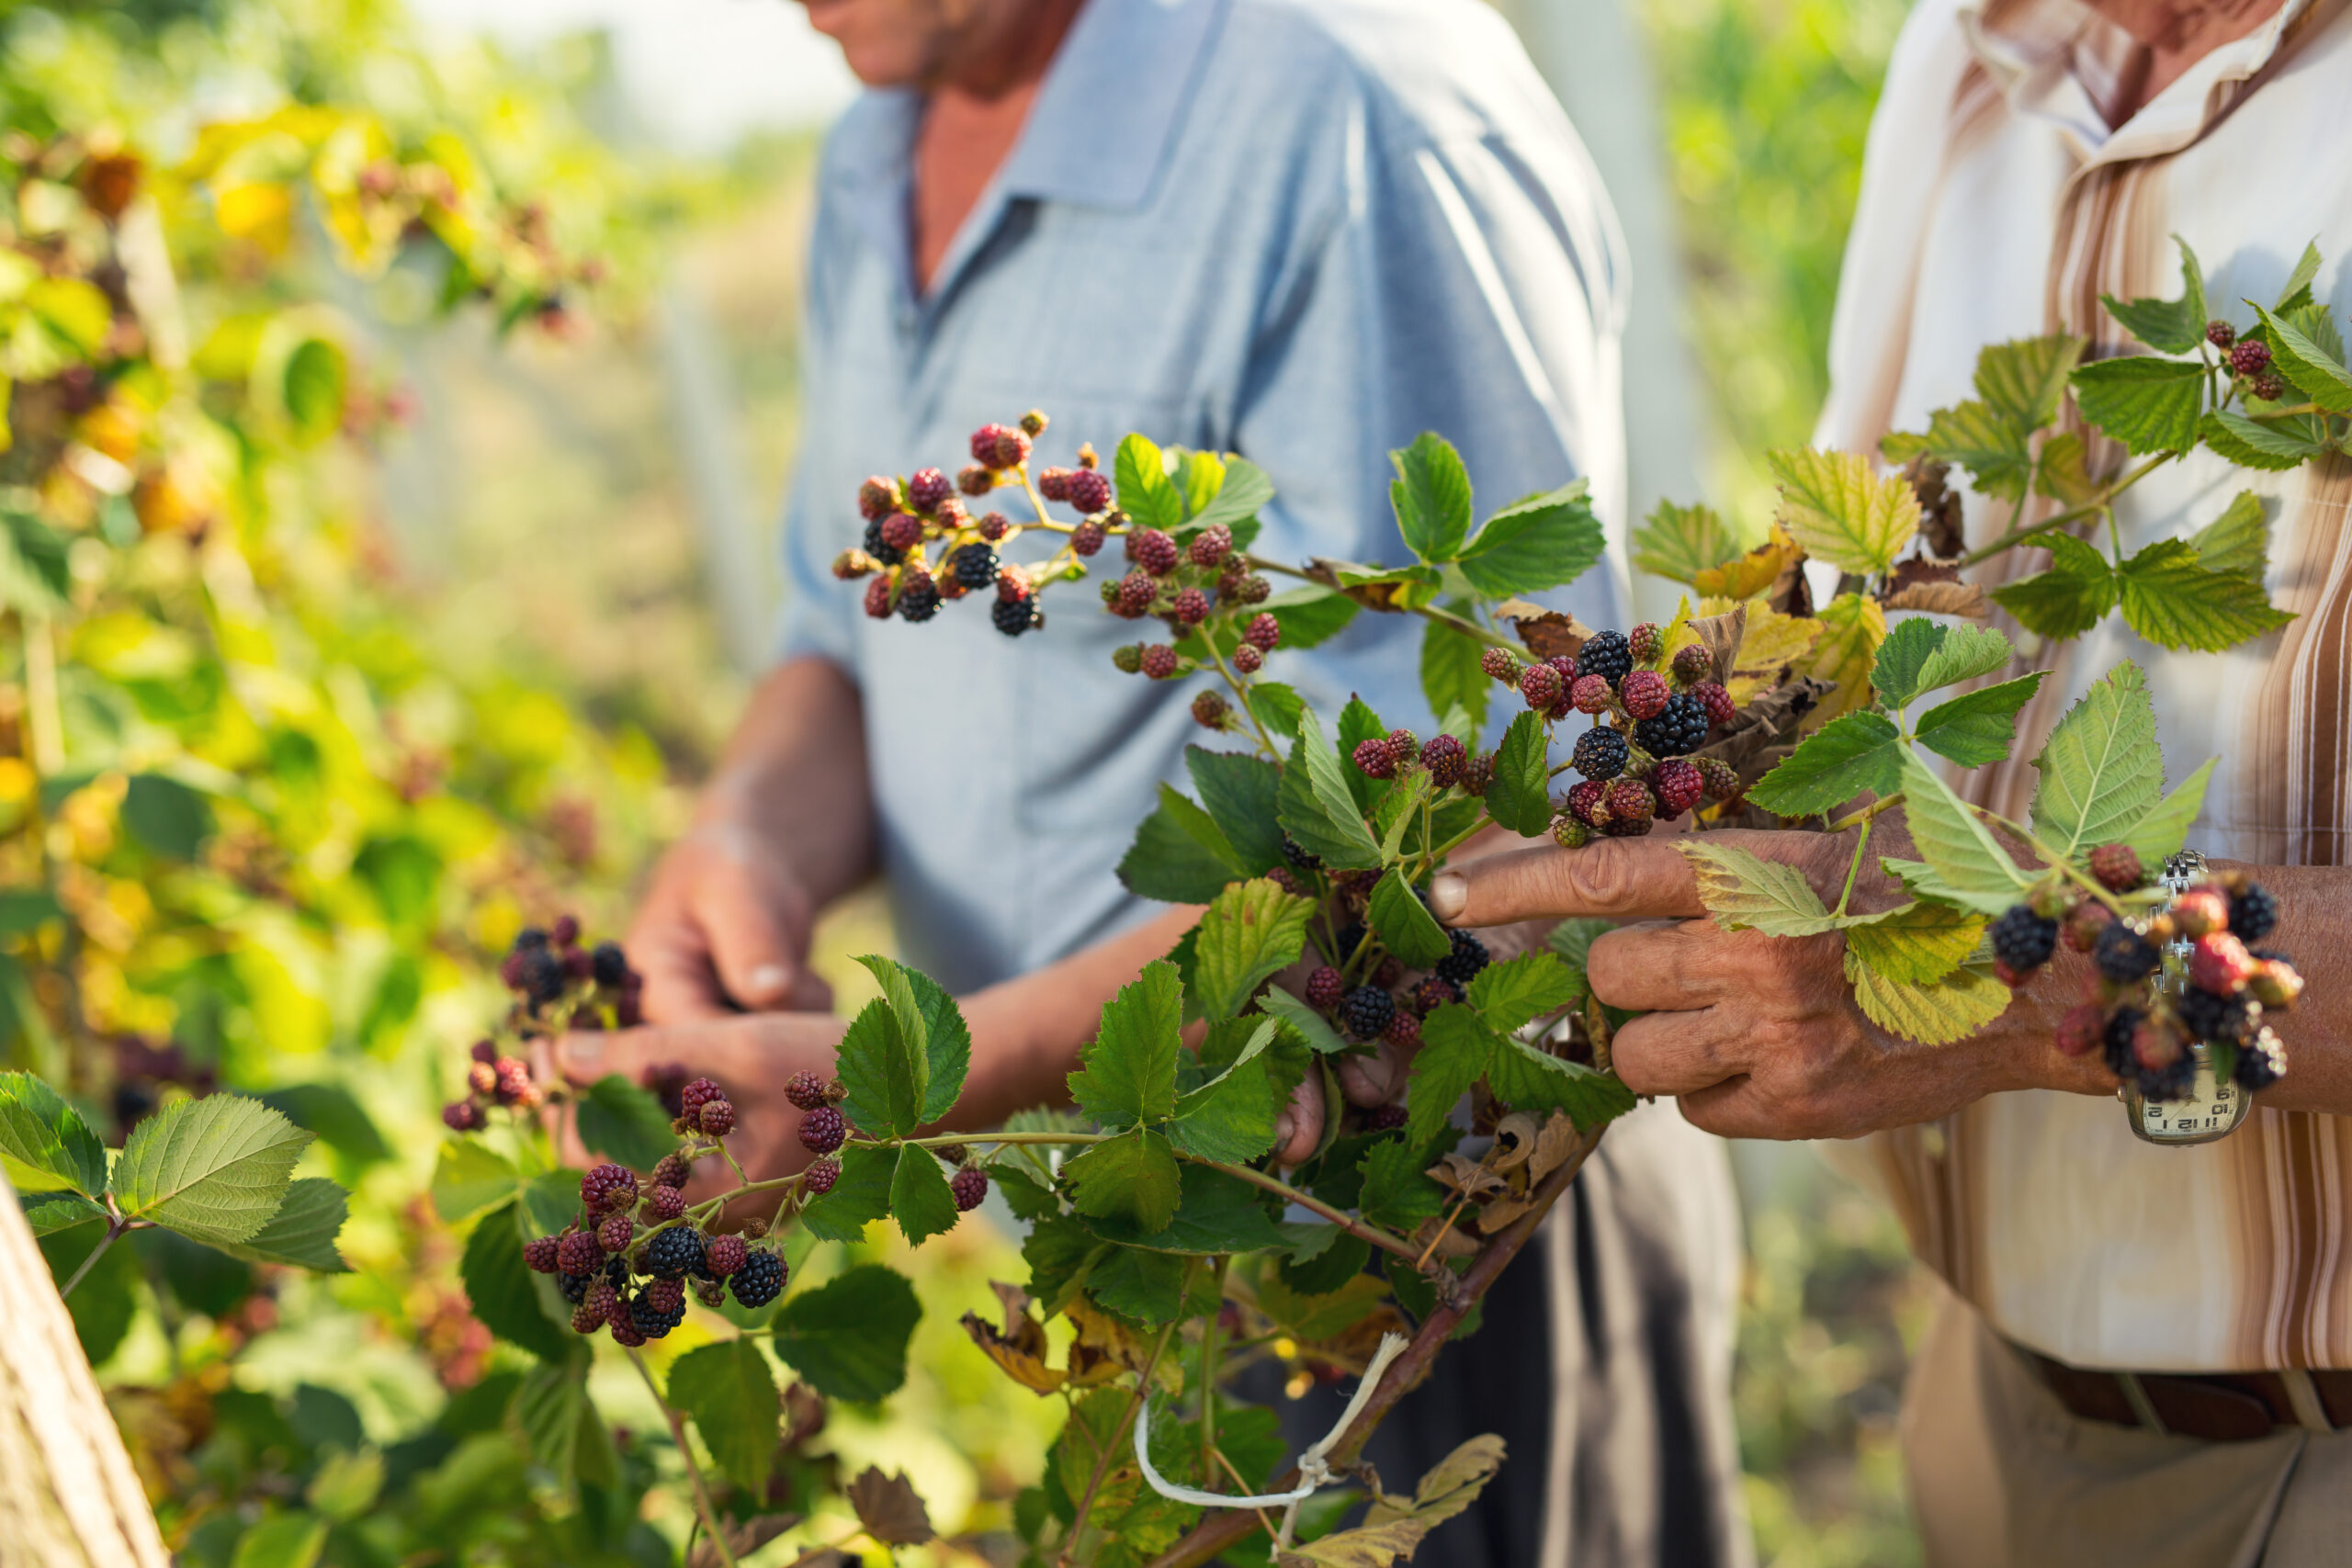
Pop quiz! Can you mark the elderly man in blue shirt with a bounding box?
[557,0,1748,1560]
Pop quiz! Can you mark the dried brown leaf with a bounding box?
[1883,580,1992,619]
[960,1282,1065,1396]
[1496,599,1596,660]
[846,1467,935,1546]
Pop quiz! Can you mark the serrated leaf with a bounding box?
[1543,918,1611,1010]
[1390,432,1475,561]
[1990,532,2117,639]
[1063,1128,1182,1235]
[459,1201,571,1360]
[1078,1163,1286,1255]
[1805,592,1887,725]
[771,1263,921,1403]
[1193,879,1315,1021]
[1484,1033,1637,1128]
[2191,491,2270,580]
[1374,766,1434,861]
[2273,240,2322,311]
[1676,840,1839,935]
[1767,447,1919,574]
[430,1139,518,1224]
[218,1178,350,1272]
[2116,538,2292,651]
[113,1093,311,1247]
[836,996,922,1142]
[1406,1006,1494,1148]
[2198,411,2310,471]
[519,1169,582,1240]
[889,1144,959,1246]
[1897,750,2032,913]
[2118,756,2214,864]
[1694,525,1803,602]
[1724,596,1821,703]
[574,1075,674,1170]
[1877,620,2015,708]
[1845,953,2011,1043]
[1261,585,1362,650]
[797,1143,896,1242]
[1170,1019,1280,1162]
[2031,662,2165,854]
[1277,711,1383,870]
[1357,1138,1444,1232]
[1121,782,1247,903]
[2071,355,2205,454]
[856,953,931,1118]
[668,1338,780,1497]
[847,1467,937,1547]
[514,1362,593,1493]
[1419,617,1490,737]
[1464,952,1584,1035]
[1186,747,1285,874]
[2102,240,2206,355]
[1367,868,1450,969]
[1069,960,1184,1127]
[1747,711,1903,818]
[1457,481,1604,595]
[1919,398,2031,501]
[2208,409,2326,461]
[1115,434,1183,532]
[0,1070,107,1197]
[1256,986,1350,1056]
[1915,673,2046,766]
[1633,498,1744,584]
[1249,681,1306,739]
[2036,431,2100,503]
[1191,457,1275,534]
[1481,710,1551,835]
[23,1193,105,1234]
[2253,301,2352,412]
[1841,902,1985,985]
[1977,333,2088,429]
[862,958,972,1125]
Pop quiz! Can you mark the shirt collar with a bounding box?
[998,0,1227,209]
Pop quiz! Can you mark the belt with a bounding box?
[2028,1351,2352,1441]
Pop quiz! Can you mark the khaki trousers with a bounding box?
[1904,1282,2352,1568]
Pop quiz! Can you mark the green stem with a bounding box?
[1198,1256,1228,1491]
[1834,819,1873,919]
[1959,453,2173,566]
[623,1347,741,1568]
[1826,792,1905,835]
[57,1219,123,1301]
[1210,1162,1421,1267]
[1204,641,1281,760]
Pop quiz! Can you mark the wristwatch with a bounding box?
[2120,851,2253,1146]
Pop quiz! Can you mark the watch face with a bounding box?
[2125,1046,2250,1145]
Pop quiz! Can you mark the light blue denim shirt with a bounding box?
[777,0,1630,994]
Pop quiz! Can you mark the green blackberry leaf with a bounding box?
[255,1084,391,1169]
[2030,662,2165,855]
[1542,919,1611,1010]
[38,1216,139,1363]
[836,997,922,1141]
[1069,960,1183,1127]
[2071,355,2205,454]
[2272,240,2322,312]
[797,1144,896,1242]
[1171,448,1224,520]
[1484,1034,1635,1129]
[122,773,212,860]
[1872,618,2014,709]
[666,1339,779,1497]
[1419,616,1490,736]
[1915,672,2047,767]
[458,1201,571,1360]
[1391,432,1475,562]
[1259,585,1360,650]
[1374,767,1434,859]
[2100,240,2207,355]
[1114,433,1183,533]
[1977,333,2089,429]
[0,1069,108,1198]
[429,1138,519,1224]
[1480,710,1551,836]
[1022,1214,1109,1317]
[1255,986,1350,1055]
[1260,1266,1390,1341]
[1917,398,2031,501]
[1675,840,1840,936]
[1119,782,1246,903]
[1185,746,1284,873]
[889,1145,958,1247]
[1084,1245,1189,1325]
[856,957,970,1127]
[1357,1137,1445,1232]
[2207,409,2327,462]
[514,1361,610,1495]
[1169,1019,1280,1162]
[1405,1005,1498,1147]
[2252,302,2352,412]
[1245,681,1306,739]
[1465,951,1583,1036]
[1188,456,1274,535]
[1895,750,2033,915]
[2190,491,2271,580]
[1193,881,1314,1021]
[2197,412,2309,471]
[1077,1164,1286,1255]
[1062,1128,1182,1235]
[1368,867,1450,969]
[1746,711,1903,818]
[1632,498,1745,585]
[2115,538,2293,651]
[1989,533,2117,640]
[1276,711,1383,869]
[771,1263,921,1403]
[218,1178,349,1272]
[1457,480,1604,595]
[2035,431,2101,502]
[112,1092,310,1248]
[1336,695,1390,812]
[574,1074,674,1169]
[2118,757,2216,865]
[22,1193,105,1234]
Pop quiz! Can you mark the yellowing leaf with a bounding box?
[1804,592,1886,726]
[215,183,296,252]
[1691,524,1799,601]
[1768,448,1919,575]
[1674,840,1839,937]
[1842,902,1985,985]
[1845,953,2011,1044]
[1724,602,1824,705]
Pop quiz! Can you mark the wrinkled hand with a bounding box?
[543,1012,848,1203]
[1425,828,2113,1140]
[628,822,833,1022]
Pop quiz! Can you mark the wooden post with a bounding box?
[0,1179,170,1568]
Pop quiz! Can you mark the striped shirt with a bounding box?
[1815,0,2352,1371]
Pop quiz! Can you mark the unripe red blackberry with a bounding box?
[700,1098,736,1136]
[1481,646,1522,684]
[2172,886,2230,938]
[858,477,897,521]
[803,1156,840,1196]
[1189,524,1233,567]
[2205,320,2236,349]
[1693,757,1742,802]
[863,577,892,619]
[979,511,1013,543]
[1067,468,1112,515]
[1628,623,1664,664]
[557,1229,604,1276]
[786,1070,828,1111]
[1342,986,1396,1040]
[705,1234,748,1279]
[957,464,993,497]
[1603,777,1657,829]
[876,515,921,558]
[608,1316,648,1348]
[2082,843,2142,893]
[639,1186,682,1225]
[582,1163,638,1213]
[1063,517,1102,556]
[572,1297,610,1336]
[1232,644,1263,673]
[1117,571,1159,616]
[1192,691,1230,730]
[651,1153,692,1190]
[1352,737,1397,780]
[799,1105,847,1155]
[2253,371,2289,401]
[676,1077,722,1121]
[1422,733,1467,787]
[2188,931,2257,995]
[2062,900,2114,953]
[1620,670,1670,720]
[1039,467,1073,502]
[524,1235,561,1273]
[1412,976,1459,1012]
[1520,662,1564,713]
[1462,751,1495,796]
[1652,758,1705,817]
[1242,613,1281,650]
[908,468,952,512]
[1572,726,1629,781]
[1384,1011,1420,1050]
[443,1100,483,1132]
[1132,528,1179,576]
[2228,882,2278,942]
[971,423,1028,468]
[2054,1002,2106,1057]
[596,1211,633,1253]
[1670,643,1713,686]
[1386,728,1420,766]
[1235,574,1272,604]
[1567,673,1611,716]
[730,1248,786,1309]
[950,1166,989,1213]
[1141,645,1180,680]
[1690,682,1736,728]
[2228,339,2271,378]
[584,1278,620,1324]
[831,549,877,581]
[1305,967,1344,1009]
[1172,587,1209,624]
[1565,778,1610,827]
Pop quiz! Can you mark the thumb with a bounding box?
[1428,834,1706,929]
[552,1027,681,1089]
[700,863,806,1012]
[1274,1075,1323,1168]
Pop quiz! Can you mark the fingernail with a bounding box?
[1274,1112,1295,1149]
[749,964,788,1000]
[1430,872,1467,922]
[561,1035,605,1071]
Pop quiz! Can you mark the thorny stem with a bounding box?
[626,1347,741,1568]
[1061,1274,1189,1564]
[1834,819,1875,919]
[1959,452,2174,566]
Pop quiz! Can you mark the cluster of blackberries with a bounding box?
[837,412,1072,637]
[444,923,642,1130]
[1347,724,1495,797]
[1297,929,1489,1050]
[1550,758,1739,848]
[1116,612,1283,729]
[442,1038,541,1132]
[2207,321,2290,403]
[2022,852,2303,1101]
[526,1157,786,1342]
[786,1069,854,1156]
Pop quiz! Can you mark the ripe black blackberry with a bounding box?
[591,941,631,988]
[1327,921,1367,966]
[2093,922,2162,982]
[1576,630,1633,686]
[1634,693,1711,757]
[2136,1046,2199,1104]
[1282,835,1321,871]
[896,573,941,623]
[2101,1007,2144,1078]
[730,1248,786,1309]
[862,516,905,568]
[2234,1030,2287,1090]
[557,1269,594,1305]
[1572,726,1628,782]
[1342,986,1396,1040]
[2175,986,2253,1044]
[786,1070,829,1111]
[645,1224,707,1280]
[651,1152,692,1190]
[518,947,567,1005]
[631,1281,687,1339]
[2228,884,2278,943]
[952,542,999,590]
[992,596,1042,637]
[1434,929,1490,987]
[950,1167,989,1212]
[1988,905,2059,974]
